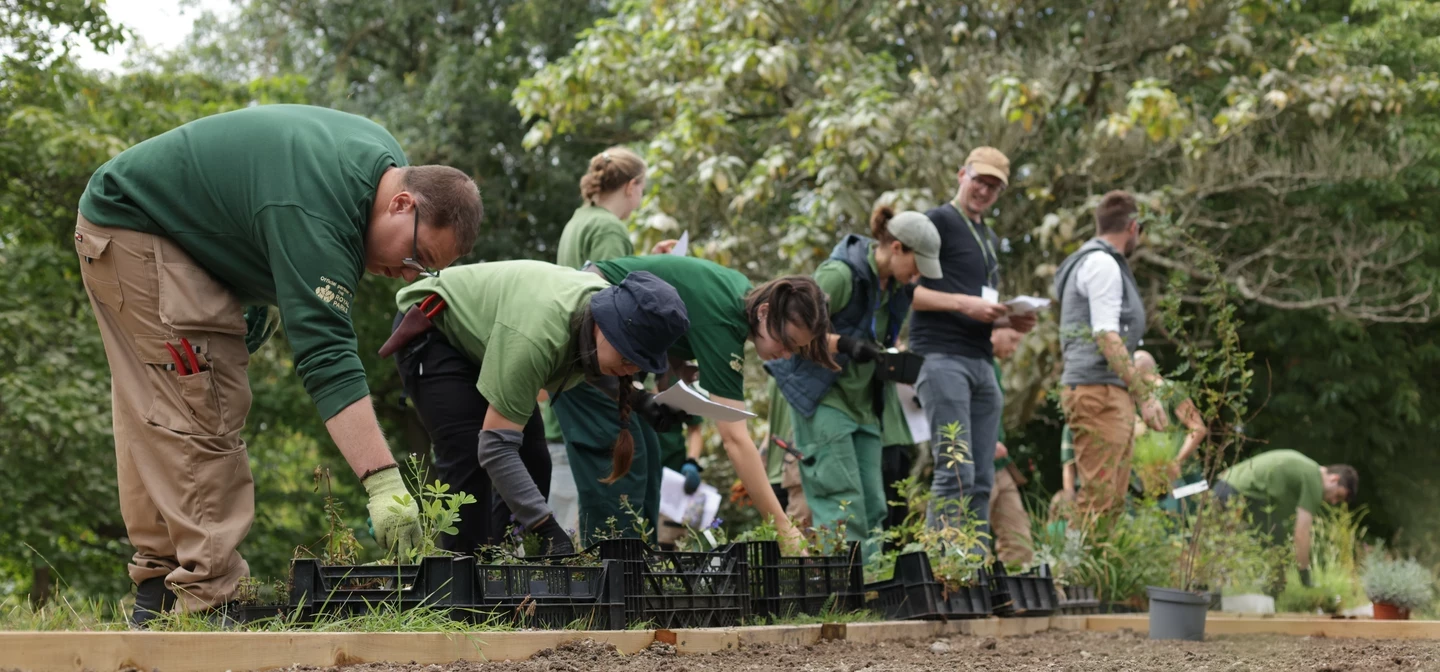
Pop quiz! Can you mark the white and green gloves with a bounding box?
[362,466,423,559]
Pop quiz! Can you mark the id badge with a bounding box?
[982,286,999,304]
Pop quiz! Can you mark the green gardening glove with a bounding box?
[362,467,423,559]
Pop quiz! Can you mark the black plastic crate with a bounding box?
[989,564,1057,617]
[941,575,993,619]
[1058,584,1100,614]
[539,538,749,628]
[744,541,864,619]
[863,552,946,621]
[288,556,472,619]
[465,558,626,630]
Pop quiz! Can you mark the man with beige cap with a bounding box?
[910,147,1035,535]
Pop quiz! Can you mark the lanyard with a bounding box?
[950,201,998,287]
[868,268,899,345]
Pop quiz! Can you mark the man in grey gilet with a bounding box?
[1053,190,1168,516]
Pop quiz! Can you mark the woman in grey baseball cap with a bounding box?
[765,203,941,558]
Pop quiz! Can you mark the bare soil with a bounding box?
[279,628,1440,672]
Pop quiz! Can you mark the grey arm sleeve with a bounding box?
[476,428,553,528]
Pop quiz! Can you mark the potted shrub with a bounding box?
[1362,556,1435,620]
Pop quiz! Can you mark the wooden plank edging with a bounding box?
[7,615,1440,671]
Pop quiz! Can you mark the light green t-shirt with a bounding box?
[556,205,633,270]
[764,378,794,485]
[1220,449,1326,522]
[594,255,751,401]
[811,246,902,427]
[395,260,607,425]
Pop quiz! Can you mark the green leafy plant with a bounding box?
[867,468,989,590]
[1363,554,1436,611]
[383,455,477,563]
[310,467,361,566]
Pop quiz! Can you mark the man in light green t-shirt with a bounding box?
[1216,450,1358,587]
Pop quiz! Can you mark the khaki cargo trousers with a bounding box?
[1060,384,1136,518]
[74,214,254,611]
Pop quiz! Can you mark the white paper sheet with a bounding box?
[659,467,721,530]
[1172,480,1210,499]
[669,230,690,256]
[896,383,930,444]
[1004,295,1052,315]
[653,379,755,421]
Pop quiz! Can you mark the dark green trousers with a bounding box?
[551,381,661,545]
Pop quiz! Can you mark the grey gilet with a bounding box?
[1054,238,1146,388]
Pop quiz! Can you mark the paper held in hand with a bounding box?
[659,467,722,531]
[1172,480,1210,500]
[669,230,690,256]
[1004,295,1052,315]
[653,380,756,422]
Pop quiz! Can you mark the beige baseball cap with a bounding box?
[886,211,943,279]
[965,147,1010,186]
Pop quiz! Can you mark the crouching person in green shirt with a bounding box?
[384,261,690,555]
[1215,450,1358,588]
[74,104,480,626]
[562,255,836,552]
[769,205,942,559]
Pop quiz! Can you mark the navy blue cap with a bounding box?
[591,271,689,375]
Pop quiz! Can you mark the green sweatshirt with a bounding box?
[556,205,633,269]
[79,104,407,420]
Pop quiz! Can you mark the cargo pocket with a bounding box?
[157,259,246,336]
[797,434,861,501]
[139,337,233,438]
[74,229,123,311]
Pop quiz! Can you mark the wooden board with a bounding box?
[0,630,655,672]
[1084,615,1440,640]
[13,614,1437,671]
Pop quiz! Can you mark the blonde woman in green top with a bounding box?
[556,146,677,268]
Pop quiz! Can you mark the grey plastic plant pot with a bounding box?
[1147,586,1208,641]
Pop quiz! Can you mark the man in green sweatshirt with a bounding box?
[73,105,482,626]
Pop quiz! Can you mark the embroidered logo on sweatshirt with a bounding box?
[314,276,353,315]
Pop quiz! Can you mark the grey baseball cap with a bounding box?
[887,211,943,279]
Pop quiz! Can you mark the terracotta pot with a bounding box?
[1373,602,1411,620]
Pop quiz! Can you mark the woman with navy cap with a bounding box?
[381,261,690,555]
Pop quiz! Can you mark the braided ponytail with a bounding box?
[600,375,636,483]
[579,146,646,205]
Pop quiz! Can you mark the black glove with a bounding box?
[836,335,883,363]
[636,391,688,432]
[531,516,575,556]
[1298,567,1313,588]
[681,458,704,494]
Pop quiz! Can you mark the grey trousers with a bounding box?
[915,353,1002,534]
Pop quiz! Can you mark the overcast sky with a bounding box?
[74,0,236,72]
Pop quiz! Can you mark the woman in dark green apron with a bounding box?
[383,260,690,554]
[554,254,836,551]
[768,206,942,558]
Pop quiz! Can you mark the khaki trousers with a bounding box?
[74,215,254,611]
[988,465,1034,567]
[1060,384,1135,517]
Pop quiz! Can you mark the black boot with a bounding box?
[129,577,177,630]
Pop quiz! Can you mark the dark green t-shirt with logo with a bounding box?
[593,255,751,401]
[79,104,407,420]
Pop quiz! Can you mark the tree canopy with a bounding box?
[2,0,1437,603]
